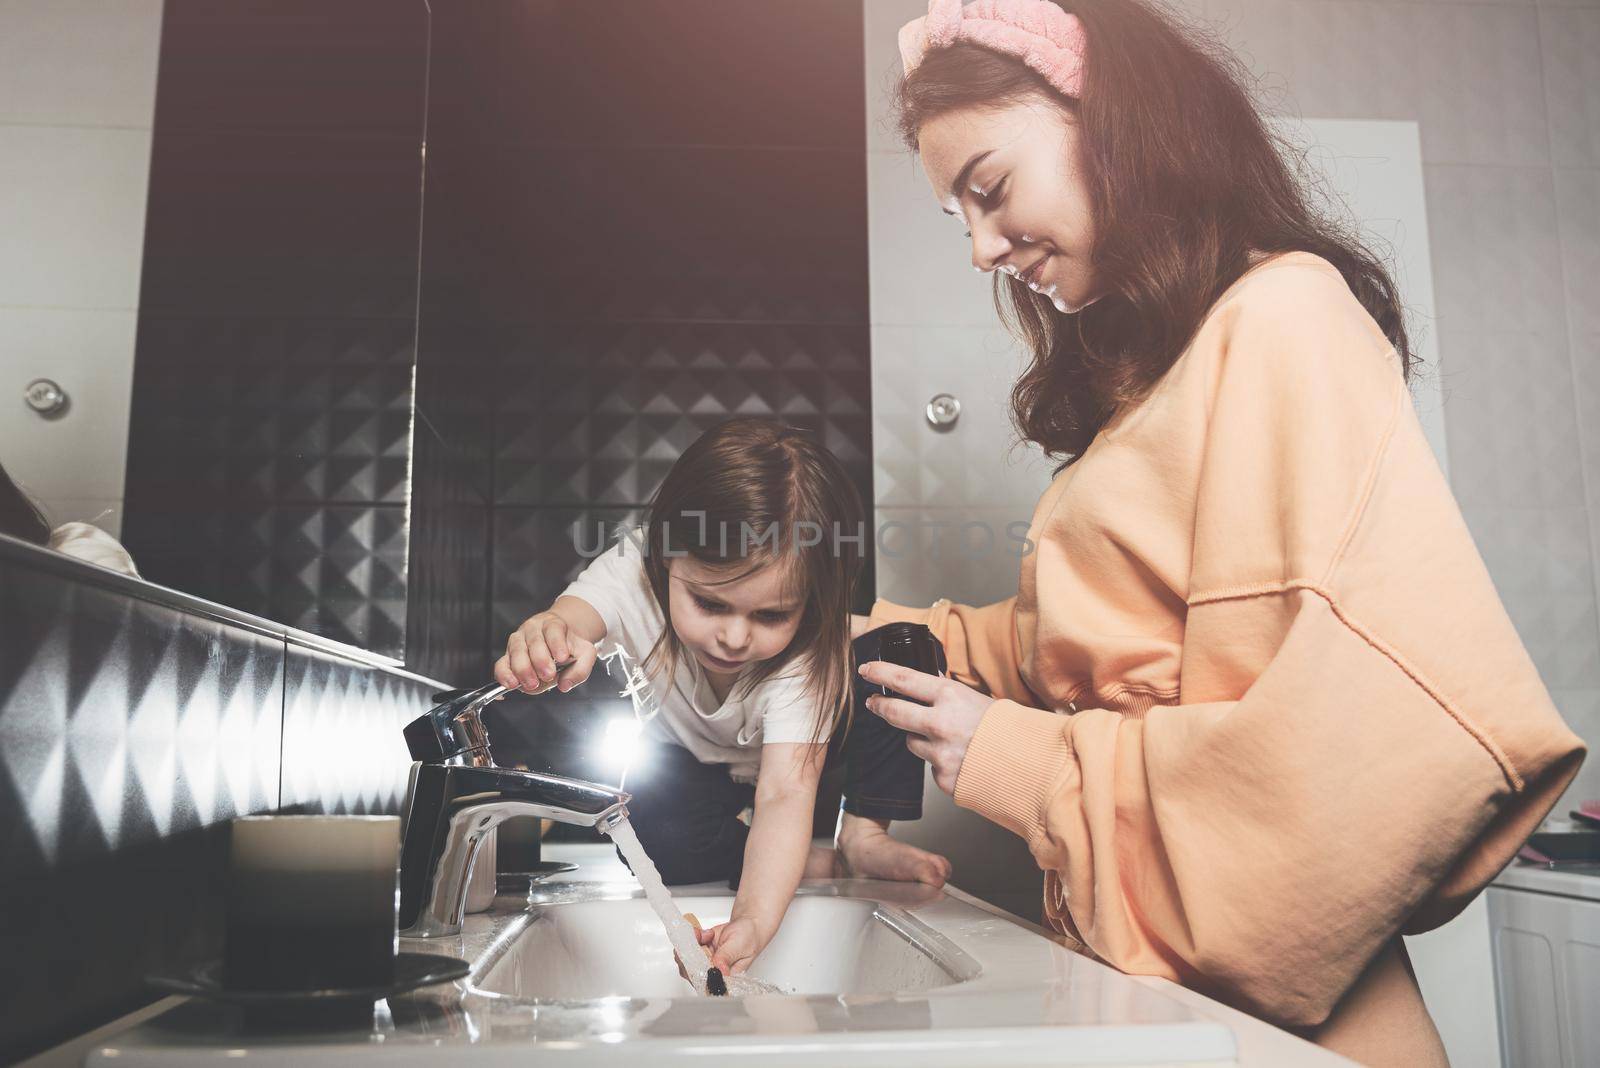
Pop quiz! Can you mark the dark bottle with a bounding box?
[852,621,948,702]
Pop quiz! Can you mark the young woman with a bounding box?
[496,417,948,976]
[854,1,1585,1064]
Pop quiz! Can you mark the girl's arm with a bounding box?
[549,594,607,642]
[706,741,826,974]
[495,594,608,693]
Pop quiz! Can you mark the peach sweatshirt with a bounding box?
[872,253,1585,1065]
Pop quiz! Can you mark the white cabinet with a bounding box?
[1488,873,1600,1067]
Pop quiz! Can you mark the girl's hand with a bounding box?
[703,915,776,975]
[859,662,995,795]
[494,611,597,694]
[850,613,876,640]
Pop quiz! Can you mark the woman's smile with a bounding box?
[1018,254,1050,287]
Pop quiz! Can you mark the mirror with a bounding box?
[0,0,430,660]
[3,0,875,685]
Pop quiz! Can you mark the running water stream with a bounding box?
[605,818,783,997]
[597,640,783,996]
[604,818,711,994]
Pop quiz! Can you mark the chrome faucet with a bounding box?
[398,682,630,937]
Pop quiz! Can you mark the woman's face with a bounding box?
[667,556,804,681]
[916,97,1101,313]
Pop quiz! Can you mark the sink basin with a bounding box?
[90,858,1281,1066]
[476,892,979,1000]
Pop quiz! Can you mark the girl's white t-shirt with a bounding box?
[559,532,823,783]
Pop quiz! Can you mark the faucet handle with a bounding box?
[404,681,506,765]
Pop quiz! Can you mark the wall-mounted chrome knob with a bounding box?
[925,392,961,430]
[24,378,69,417]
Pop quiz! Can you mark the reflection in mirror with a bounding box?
[0,1,429,659]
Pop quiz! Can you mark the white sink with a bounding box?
[87,842,1375,1066]
[475,892,979,1000]
[90,875,1248,1065]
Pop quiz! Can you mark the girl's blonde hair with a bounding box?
[638,417,864,744]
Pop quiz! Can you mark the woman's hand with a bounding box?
[850,613,875,639]
[859,662,995,795]
[700,915,777,975]
[494,611,597,694]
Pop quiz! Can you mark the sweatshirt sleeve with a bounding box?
[868,596,1040,706]
[952,263,1586,1028]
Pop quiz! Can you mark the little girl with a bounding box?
[493,417,950,975]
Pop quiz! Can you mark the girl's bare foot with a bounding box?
[803,844,844,878]
[837,814,951,887]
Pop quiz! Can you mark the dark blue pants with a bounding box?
[620,679,924,887]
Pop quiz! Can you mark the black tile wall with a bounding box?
[403,422,492,686]
[279,644,439,815]
[138,132,428,319]
[425,0,866,150]
[153,0,431,138]
[0,562,284,880]
[121,1,429,662]
[489,507,643,642]
[491,319,873,507]
[0,540,445,1062]
[414,0,876,701]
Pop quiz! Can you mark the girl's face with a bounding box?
[916,97,1102,313]
[667,556,804,680]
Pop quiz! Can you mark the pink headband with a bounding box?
[898,0,1087,99]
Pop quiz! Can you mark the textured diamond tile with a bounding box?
[0,549,288,1061]
[267,505,410,657]
[491,507,643,644]
[279,645,439,815]
[492,321,872,509]
[0,557,283,874]
[0,536,457,1060]
[1424,164,1565,335]
[124,314,416,658]
[871,324,1054,511]
[413,316,494,501]
[404,423,492,684]
[125,318,416,508]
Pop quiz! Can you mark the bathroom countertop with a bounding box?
[66,841,1353,1067]
[1492,859,1600,902]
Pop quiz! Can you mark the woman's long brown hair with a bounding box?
[894,0,1416,466]
[639,417,864,744]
